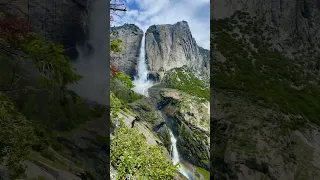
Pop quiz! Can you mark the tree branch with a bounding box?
[110,7,127,11]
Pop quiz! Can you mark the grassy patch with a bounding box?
[196,167,210,180]
[163,67,209,100]
[139,103,151,111]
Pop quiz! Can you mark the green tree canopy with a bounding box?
[22,33,82,87]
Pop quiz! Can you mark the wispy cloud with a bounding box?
[112,0,210,49]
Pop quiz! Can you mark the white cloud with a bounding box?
[115,0,210,49]
[126,9,139,18]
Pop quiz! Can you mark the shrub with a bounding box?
[111,120,177,179]
[111,72,142,103]
[22,33,82,87]
[0,93,35,179]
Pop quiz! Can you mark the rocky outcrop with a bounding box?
[128,97,173,150]
[211,0,320,60]
[145,21,210,79]
[53,117,110,180]
[0,0,88,58]
[149,87,210,170]
[110,24,143,77]
[212,90,320,180]
[16,112,110,180]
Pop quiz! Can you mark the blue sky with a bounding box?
[111,0,210,49]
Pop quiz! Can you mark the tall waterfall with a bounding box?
[132,34,153,97]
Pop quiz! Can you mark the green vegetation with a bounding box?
[0,93,35,179]
[196,167,210,180]
[212,14,320,126]
[163,67,209,100]
[111,38,123,52]
[110,120,177,180]
[111,72,142,104]
[0,12,107,178]
[176,121,209,169]
[111,87,178,179]
[22,33,82,87]
[139,103,151,111]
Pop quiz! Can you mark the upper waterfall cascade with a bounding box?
[132,34,154,97]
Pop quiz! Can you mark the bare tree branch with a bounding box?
[110,0,127,22]
[110,7,126,11]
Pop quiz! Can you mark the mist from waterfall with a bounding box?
[69,0,109,106]
[132,34,153,97]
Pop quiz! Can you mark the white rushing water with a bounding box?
[168,126,194,180]
[132,34,154,97]
[169,130,180,164]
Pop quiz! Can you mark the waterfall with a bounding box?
[132,34,154,97]
[157,111,195,180]
[169,130,180,164]
[168,128,195,180]
[69,0,109,105]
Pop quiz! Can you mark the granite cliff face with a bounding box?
[145,21,210,79]
[110,24,143,77]
[150,88,210,170]
[212,0,320,61]
[211,1,320,180]
[0,0,88,58]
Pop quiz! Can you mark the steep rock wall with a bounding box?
[145,21,210,78]
[110,24,143,77]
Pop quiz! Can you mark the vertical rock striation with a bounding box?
[145,21,209,79]
[0,0,88,59]
[211,0,320,57]
[110,24,143,77]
